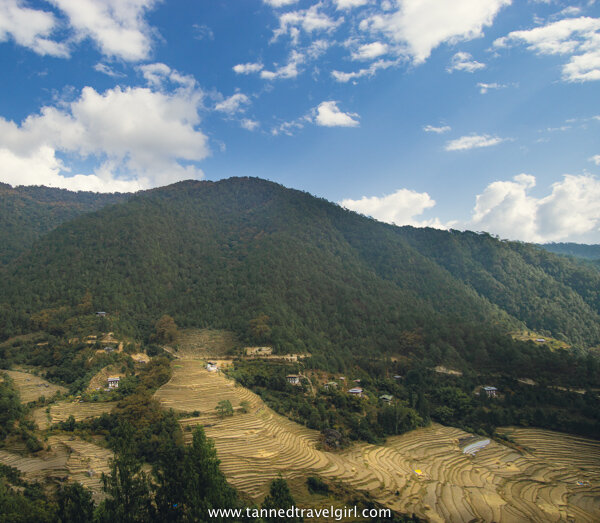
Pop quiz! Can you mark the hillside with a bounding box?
[0,183,129,266]
[1,177,600,368]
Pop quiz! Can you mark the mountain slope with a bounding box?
[0,183,129,266]
[1,177,599,359]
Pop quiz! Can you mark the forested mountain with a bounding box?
[1,177,599,369]
[541,243,600,260]
[0,183,128,266]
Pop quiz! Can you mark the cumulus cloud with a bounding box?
[445,134,506,151]
[590,154,600,165]
[423,124,451,133]
[494,16,600,82]
[49,0,160,61]
[314,101,359,127]
[260,50,304,79]
[215,93,250,114]
[272,3,343,43]
[240,118,260,131]
[340,188,447,228]
[351,41,389,60]
[360,0,510,64]
[477,81,505,93]
[233,62,264,74]
[447,51,486,72]
[470,174,600,242]
[335,0,369,10]
[263,0,298,6]
[0,84,208,192]
[0,0,68,57]
[94,62,125,77]
[332,58,398,82]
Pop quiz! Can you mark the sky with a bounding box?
[0,0,599,243]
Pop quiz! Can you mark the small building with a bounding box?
[338,376,346,381]
[348,387,363,397]
[379,394,393,403]
[96,311,107,317]
[107,377,120,389]
[483,386,498,398]
[393,375,402,380]
[286,374,301,386]
[535,338,546,343]
[324,381,338,390]
[104,346,116,353]
[353,379,361,383]
[206,361,218,372]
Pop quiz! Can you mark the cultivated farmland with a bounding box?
[156,358,600,522]
[32,401,117,430]
[3,369,67,403]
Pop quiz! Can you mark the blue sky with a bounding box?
[0,0,599,242]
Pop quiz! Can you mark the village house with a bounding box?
[104,346,116,353]
[206,361,218,372]
[348,387,363,397]
[107,376,120,389]
[286,374,301,385]
[483,386,498,398]
[379,394,393,403]
[96,311,107,317]
[324,381,338,390]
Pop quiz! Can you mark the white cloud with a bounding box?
[445,134,506,151]
[49,0,160,61]
[272,3,343,43]
[215,93,250,114]
[0,0,68,57]
[314,101,359,127]
[590,154,600,165]
[360,0,511,64]
[470,174,600,242]
[423,124,451,133]
[240,119,260,131]
[340,188,447,228]
[495,16,600,82]
[94,62,125,77]
[138,62,196,89]
[351,41,389,60]
[233,62,264,74]
[335,0,369,10]
[0,84,208,192]
[261,50,304,79]
[263,0,297,6]
[477,81,505,93]
[331,58,398,82]
[447,51,486,72]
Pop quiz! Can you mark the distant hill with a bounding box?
[1,177,599,368]
[0,183,129,266]
[540,243,600,260]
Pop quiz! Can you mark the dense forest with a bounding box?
[1,177,600,364]
[0,183,128,266]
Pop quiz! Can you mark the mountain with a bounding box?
[1,177,599,368]
[0,183,129,266]
[541,243,600,261]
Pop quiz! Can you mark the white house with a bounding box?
[107,377,120,389]
[483,386,498,398]
[348,387,363,397]
[206,362,218,372]
[286,374,301,385]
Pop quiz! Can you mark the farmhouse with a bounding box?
[286,374,301,385]
[107,376,120,389]
[324,381,338,390]
[348,387,363,397]
[96,311,107,317]
[104,346,116,353]
[483,386,498,398]
[379,394,393,403]
[206,361,218,372]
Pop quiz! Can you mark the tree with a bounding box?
[261,477,302,523]
[56,482,94,523]
[249,314,271,343]
[154,315,178,344]
[215,400,234,418]
[97,423,153,523]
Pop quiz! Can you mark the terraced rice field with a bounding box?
[0,435,112,501]
[156,359,600,522]
[3,370,67,403]
[32,401,117,430]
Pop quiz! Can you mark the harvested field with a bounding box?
[0,435,112,501]
[156,359,600,522]
[3,370,67,403]
[173,328,240,359]
[32,401,117,430]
